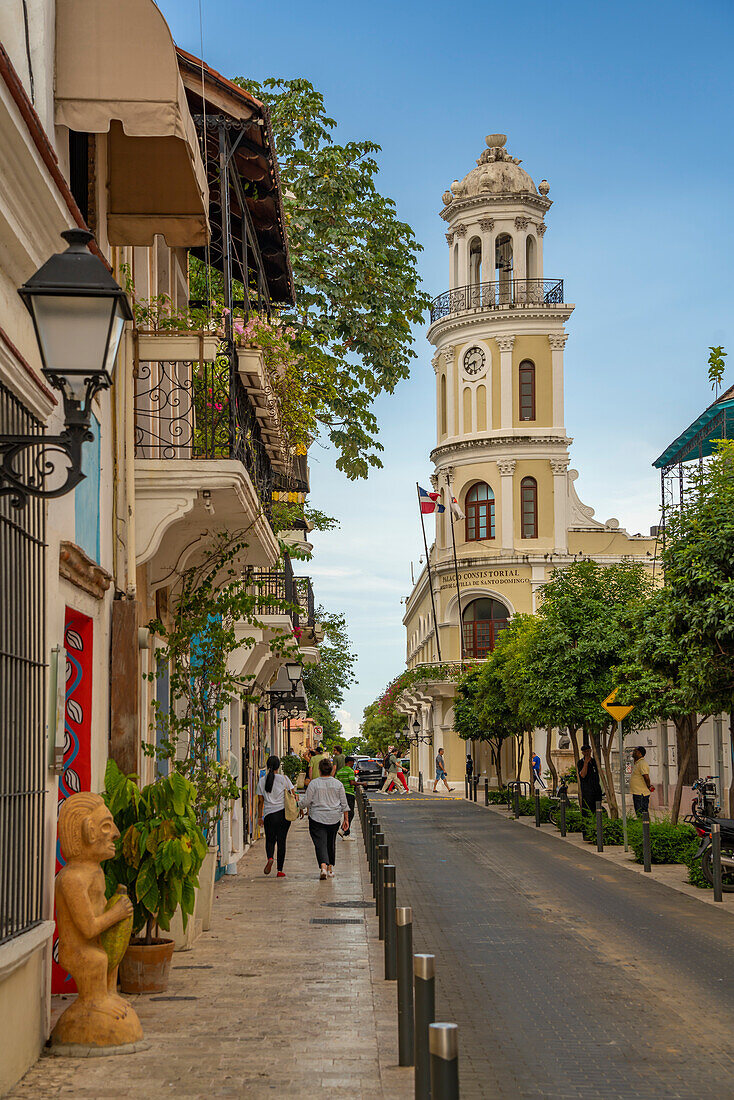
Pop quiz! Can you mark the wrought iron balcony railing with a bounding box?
[133,346,273,511]
[429,279,564,323]
[250,558,315,631]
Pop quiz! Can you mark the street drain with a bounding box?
[150,996,198,1001]
[322,900,373,909]
[310,918,363,925]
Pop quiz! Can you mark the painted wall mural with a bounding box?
[51,609,94,994]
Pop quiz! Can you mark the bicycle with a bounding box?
[547,779,570,830]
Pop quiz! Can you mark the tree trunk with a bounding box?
[545,726,558,792]
[600,724,619,819]
[569,727,581,809]
[670,712,700,824]
[515,732,525,783]
[491,744,503,789]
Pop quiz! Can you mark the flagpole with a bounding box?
[446,481,466,667]
[416,482,442,663]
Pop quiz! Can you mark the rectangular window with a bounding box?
[521,479,538,538]
[519,362,535,421]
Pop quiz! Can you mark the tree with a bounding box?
[301,606,356,742]
[708,345,727,396]
[360,701,407,756]
[455,666,511,788]
[661,441,734,812]
[614,589,712,823]
[233,77,430,479]
[522,560,652,816]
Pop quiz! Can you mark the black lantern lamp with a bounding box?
[268,662,305,713]
[412,719,420,738]
[2,229,132,507]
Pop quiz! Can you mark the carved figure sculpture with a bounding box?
[52,792,143,1050]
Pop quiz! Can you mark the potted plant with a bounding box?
[102,759,207,993]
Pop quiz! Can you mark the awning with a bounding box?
[55,0,208,247]
[653,385,734,470]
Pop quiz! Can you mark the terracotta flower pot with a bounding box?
[119,938,175,994]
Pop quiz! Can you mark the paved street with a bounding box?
[374,793,734,1100]
[8,819,411,1100]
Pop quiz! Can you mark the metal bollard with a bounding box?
[642,811,652,872]
[366,814,374,869]
[373,830,385,901]
[513,785,520,819]
[535,789,541,828]
[368,817,376,883]
[473,776,479,802]
[559,796,567,837]
[396,908,414,1066]
[506,786,512,812]
[377,844,388,939]
[419,770,424,793]
[464,777,469,800]
[414,954,435,1100]
[484,777,489,806]
[712,823,723,902]
[383,865,397,980]
[596,801,604,852]
[429,1023,459,1100]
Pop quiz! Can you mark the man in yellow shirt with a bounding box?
[630,746,655,817]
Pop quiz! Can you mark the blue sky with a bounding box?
[161,0,734,735]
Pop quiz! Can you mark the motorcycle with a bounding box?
[686,776,734,892]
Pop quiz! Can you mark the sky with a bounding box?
[160,0,734,737]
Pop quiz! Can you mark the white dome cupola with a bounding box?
[440,135,552,295]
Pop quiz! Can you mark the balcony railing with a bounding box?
[133,347,273,510]
[429,279,564,323]
[250,558,315,631]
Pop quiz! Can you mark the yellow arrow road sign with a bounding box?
[601,688,634,722]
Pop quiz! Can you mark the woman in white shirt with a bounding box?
[257,755,296,878]
[303,756,350,879]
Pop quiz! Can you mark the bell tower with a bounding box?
[430,133,573,560]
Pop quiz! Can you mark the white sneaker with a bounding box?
[319,869,327,880]
[327,868,334,878]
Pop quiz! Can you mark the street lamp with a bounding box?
[412,719,420,738]
[2,229,132,508]
[284,661,302,691]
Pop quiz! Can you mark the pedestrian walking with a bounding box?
[309,744,332,782]
[332,744,346,773]
[336,755,357,838]
[630,746,655,817]
[381,746,406,793]
[257,755,296,878]
[532,751,546,790]
[303,757,350,879]
[396,756,410,793]
[433,747,454,793]
[577,744,603,816]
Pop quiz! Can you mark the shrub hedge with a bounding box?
[629,821,697,865]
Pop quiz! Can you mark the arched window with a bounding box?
[526,235,536,280]
[521,477,538,538]
[519,360,535,421]
[465,482,495,541]
[462,598,510,659]
[440,374,447,436]
[469,237,482,289]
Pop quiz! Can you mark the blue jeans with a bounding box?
[632,793,650,817]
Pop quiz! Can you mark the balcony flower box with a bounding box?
[137,332,220,362]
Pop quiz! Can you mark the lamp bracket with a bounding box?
[0,377,107,509]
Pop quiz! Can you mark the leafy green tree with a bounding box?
[233,77,429,478]
[522,560,652,816]
[614,589,712,823]
[360,701,407,756]
[301,606,356,742]
[708,345,727,395]
[661,441,734,812]
[455,666,511,787]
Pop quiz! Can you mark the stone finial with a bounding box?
[52,793,143,1052]
[539,179,550,195]
[486,134,507,148]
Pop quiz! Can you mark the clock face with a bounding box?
[463,346,486,377]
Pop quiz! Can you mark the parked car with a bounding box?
[354,757,383,789]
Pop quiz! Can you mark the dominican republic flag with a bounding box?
[418,486,445,514]
[444,483,465,521]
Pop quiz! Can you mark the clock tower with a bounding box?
[400,134,655,785]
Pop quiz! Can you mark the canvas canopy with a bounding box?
[55,0,208,246]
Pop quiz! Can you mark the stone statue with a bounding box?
[52,792,143,1051]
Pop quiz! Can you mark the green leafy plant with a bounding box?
[685,849,712,889]
[280,755,303,783]
[103,760,207,944]
[708,345,727,395]
[629,821,697,864]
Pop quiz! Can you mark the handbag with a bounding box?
[283,786,298,821]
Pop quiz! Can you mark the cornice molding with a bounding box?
[440,191,552,222]
[428,304,575,342]
[59,541,113,600]
[430,434,572,463]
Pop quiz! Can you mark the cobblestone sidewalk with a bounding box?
[8,818,412,1100]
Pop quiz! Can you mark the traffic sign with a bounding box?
[314,725,323,736]
[601,688,633,723]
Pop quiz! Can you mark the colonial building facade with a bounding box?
[402,134,657,785]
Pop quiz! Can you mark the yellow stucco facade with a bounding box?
[401,135,655,785]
